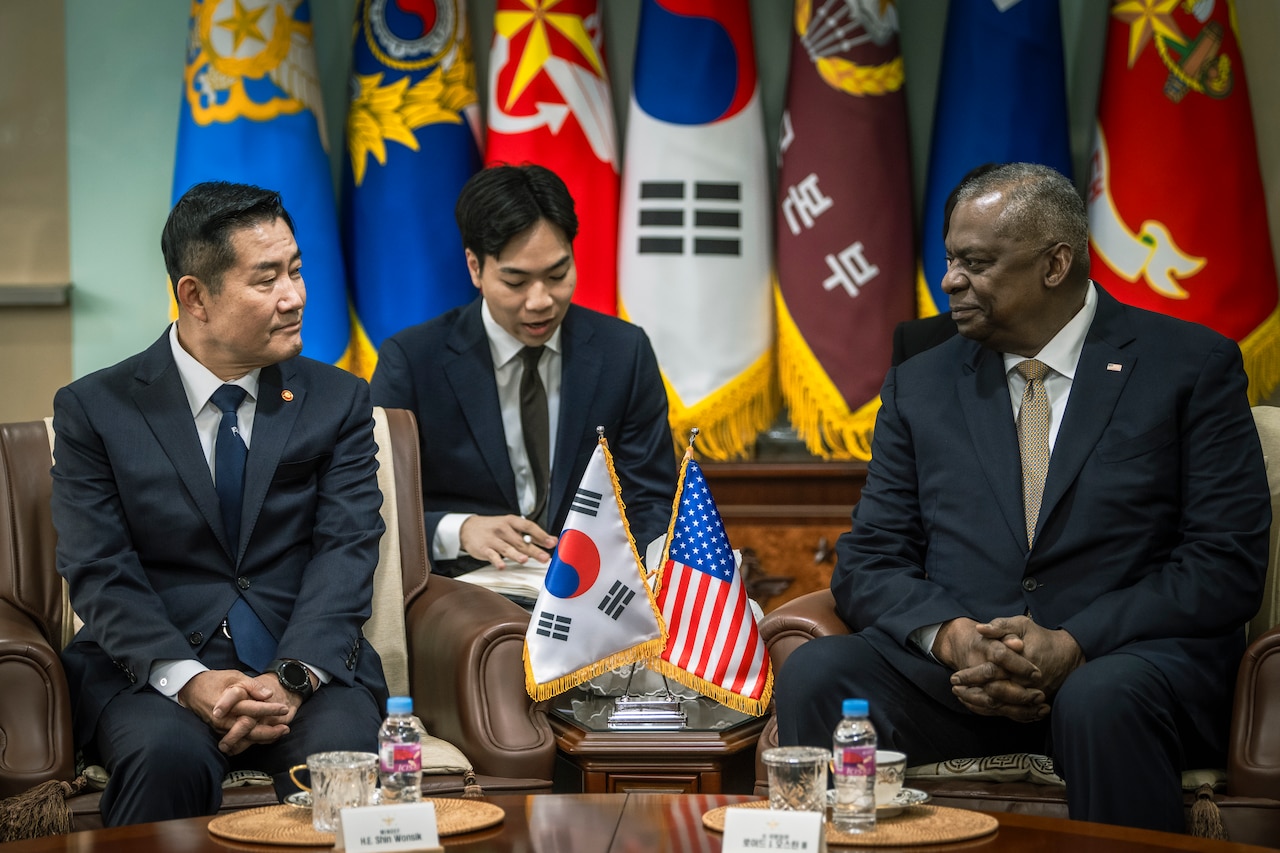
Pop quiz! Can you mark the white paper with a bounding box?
[722,807,824,852]
[339,802,441,852]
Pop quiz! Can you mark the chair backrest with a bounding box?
[1249,405,1280,643]
[0,407,430,694]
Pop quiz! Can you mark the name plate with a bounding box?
[722,807,824,852]
[338,802,441,852]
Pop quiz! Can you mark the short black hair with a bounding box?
[454,164,578,269]
[162,181,295,297]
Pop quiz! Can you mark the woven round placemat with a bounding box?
[207,799,505,846]
[702,801,998,847]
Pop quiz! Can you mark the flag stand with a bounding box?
[606,666,688,731]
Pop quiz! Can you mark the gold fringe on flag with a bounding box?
[662,349,780,462]
[915,262,943,319]
[523,436,669,701]
[344,305,380,380]
[647,447,773,716]
[774,285,879,461]
[1241,305,1280,405]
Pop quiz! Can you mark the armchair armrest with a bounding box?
[760,590,849,673]
[1229,624,1280,800]
[0,599,75,798]
[404,575,555,782]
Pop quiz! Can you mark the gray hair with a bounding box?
[955,163,1089,279]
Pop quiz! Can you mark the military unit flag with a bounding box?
[617,0,778,461]
[1088,0,1280,402]
[173,0,352,368]
[650,447,772,714]
[524,438,666,700]
[774,0,915,461]
[342,0,482,379]
[485,0,619,315]
[919,0,1073,316]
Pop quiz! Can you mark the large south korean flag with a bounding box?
[524,439,666,699]
[617,0,776,462]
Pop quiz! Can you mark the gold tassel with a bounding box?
[0,776,89,842]
[664,348,780,462]
[1242,305,1280,405]
[461,770,484,800]
[1189,782,1227,840]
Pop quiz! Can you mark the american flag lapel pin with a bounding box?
[1106,363,1123,372]
[281,389,294,401]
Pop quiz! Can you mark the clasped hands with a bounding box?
[460,514,557,569]
[178,670,308,755]
[934,615,1084,722]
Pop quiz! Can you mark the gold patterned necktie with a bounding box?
[1016,359,1051,548]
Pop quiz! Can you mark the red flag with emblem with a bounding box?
[1088,0,1279,401]
[485,0,619,315]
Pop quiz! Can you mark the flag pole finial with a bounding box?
[689,427,699,447]
[596,425,605,438]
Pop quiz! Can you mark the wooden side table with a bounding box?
[549,694,768,795]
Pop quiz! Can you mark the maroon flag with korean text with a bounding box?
[774,0,915,460]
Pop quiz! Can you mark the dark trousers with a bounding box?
[775,633,1208,834]
[92,637,381,827]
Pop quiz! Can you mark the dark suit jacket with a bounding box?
[52,331,388,746]
[370,300,677,558]
[891,313,958,366]
[834,286,1270,747]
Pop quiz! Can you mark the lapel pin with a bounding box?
[281,389,294,401]
[1106,363,1122,372]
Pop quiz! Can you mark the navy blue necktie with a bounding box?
[211,385,275,673]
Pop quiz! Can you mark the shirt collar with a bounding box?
[480,298,563,369]
[168,323,260,417]
[1002,281,1097,380]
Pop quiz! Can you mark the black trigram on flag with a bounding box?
[598,580,635,621]
[535,611,571,641]
[636,180,742,257]
[570,487,602,517]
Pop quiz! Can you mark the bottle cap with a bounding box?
[842,698,869,716]
[387,695,414,715]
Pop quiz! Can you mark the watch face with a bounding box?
[280,661,309,692]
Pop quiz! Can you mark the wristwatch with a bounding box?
[274,659,314,699]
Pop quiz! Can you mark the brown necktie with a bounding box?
[1016,359,1051,548]
[519,346,549,528]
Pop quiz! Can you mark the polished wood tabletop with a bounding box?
[0,793,1275,852]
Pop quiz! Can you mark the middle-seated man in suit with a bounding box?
[371,164,678,586]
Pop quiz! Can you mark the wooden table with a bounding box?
[549,695,767,794]
[2,793,1276,852]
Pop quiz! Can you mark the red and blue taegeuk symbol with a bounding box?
[544,529,601,599]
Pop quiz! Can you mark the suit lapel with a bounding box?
[957,342,1028,551]
[133,332,229,555]
[444,302,520,508]
[553,309,601,522]
[239,361,303,564]
[1038,290,1134,535]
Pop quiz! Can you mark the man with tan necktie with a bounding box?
[777,163,1270,833]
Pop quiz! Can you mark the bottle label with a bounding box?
[380,742,421,773]
[835,746,876,778]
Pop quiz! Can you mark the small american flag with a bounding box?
[651,452,772,714]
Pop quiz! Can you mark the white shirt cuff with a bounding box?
[433,513,473,561]
[149,659,209,701]
[910,623,943,662]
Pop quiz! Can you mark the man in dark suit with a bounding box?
[51,182,387,826]
[776,163,1270,831]
[371,165,676,579]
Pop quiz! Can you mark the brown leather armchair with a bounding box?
[0,408,553,831]
[753,406,1280,847]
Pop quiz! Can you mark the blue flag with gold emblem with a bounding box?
[342,0,483,379]
[173,0,352,368]
[918,0,1073,316]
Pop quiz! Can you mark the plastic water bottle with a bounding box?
[832,698,877,833]
[378,696,422,803]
